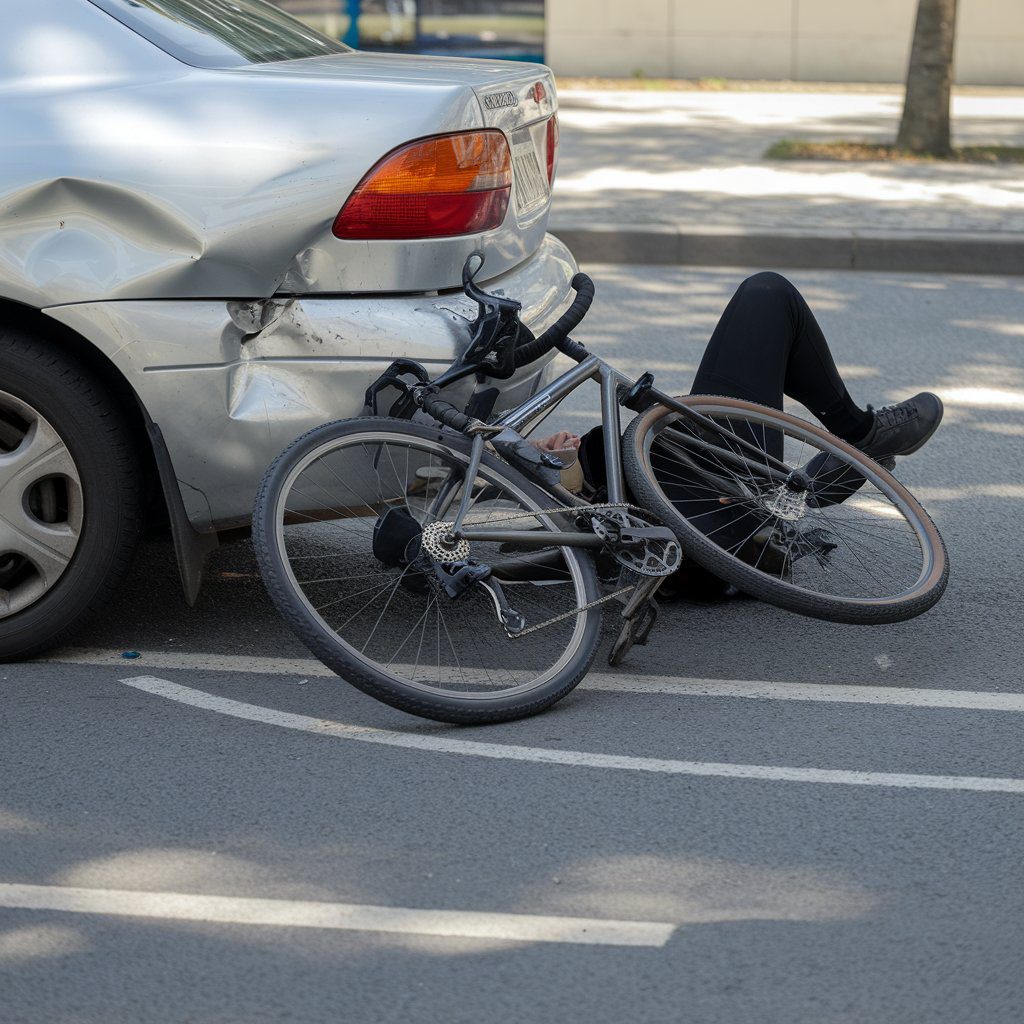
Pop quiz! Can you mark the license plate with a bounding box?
[511,133,549,213]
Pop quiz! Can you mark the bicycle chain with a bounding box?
[507,583,635,638]
[455,500,635,527]
[431,501,657,638]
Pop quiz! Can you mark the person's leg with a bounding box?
[690,271,874,441]
[686,272,943,517]
[577,272,859,491]
[666,272,867,551]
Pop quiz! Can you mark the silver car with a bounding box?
[0,0,574,658]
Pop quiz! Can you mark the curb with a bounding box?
[550,224,1024,275]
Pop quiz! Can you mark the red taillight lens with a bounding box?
[333,130,512,240]
[546,113,559,186]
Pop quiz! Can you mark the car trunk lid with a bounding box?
[246,52,558,227]
[223,52,561,293]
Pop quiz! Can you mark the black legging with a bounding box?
[579,272,871,487]
[690,271,871,439]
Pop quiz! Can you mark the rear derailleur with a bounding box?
[431,559,526,635]
[373,506,527,634]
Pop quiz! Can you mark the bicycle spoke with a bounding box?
[265,428,596,698]
[639,399,938,604]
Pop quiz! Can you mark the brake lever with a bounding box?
[459,251,524,380]
[462,251,517,311]
[363,358,430,416]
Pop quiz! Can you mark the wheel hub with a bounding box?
[762,484,808,522]
[0,391,83,618]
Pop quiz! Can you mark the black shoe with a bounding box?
[857,392,944,460]
[805,392,943,507]
[773,522,838,569]
[736,528,791,578]
[736,523,839,579]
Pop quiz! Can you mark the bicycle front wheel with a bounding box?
[623,397,948,624]
[254,417,602,724]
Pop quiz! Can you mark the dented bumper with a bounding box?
[45,235,579,531]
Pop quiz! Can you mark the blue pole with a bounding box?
[343,0,360,48]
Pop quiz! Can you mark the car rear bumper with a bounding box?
[45,234,579,531]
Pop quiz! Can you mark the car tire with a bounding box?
[0,326,143,660]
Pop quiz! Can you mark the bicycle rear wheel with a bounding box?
[253,417,602,724]
[623,397,948,624]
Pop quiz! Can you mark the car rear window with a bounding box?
[87,0,350,69]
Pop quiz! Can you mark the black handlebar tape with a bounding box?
[510,336,547,368]
[555,334,589,362]
[554,273,595,336]
[421,395,473,432]
[512,272,595,368]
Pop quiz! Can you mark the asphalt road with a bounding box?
[4,266,1024,1023]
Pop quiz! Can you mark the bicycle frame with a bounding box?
[449,349,790,551]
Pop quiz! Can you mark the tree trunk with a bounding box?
[897,0,958,155]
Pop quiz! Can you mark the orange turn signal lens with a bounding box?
[334,130,513,240]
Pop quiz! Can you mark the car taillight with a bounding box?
[546,113,559,186]
[333,130,512,240]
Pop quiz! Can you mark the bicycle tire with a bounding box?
[623,396,948,625]
[254,417,603,724]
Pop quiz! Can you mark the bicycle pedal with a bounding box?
[630,600,659,643]
[608,600,659,666]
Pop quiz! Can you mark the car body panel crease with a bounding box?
[45,235,578,530]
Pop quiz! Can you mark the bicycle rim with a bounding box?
[624,398,947,623]
[255,420,601,719]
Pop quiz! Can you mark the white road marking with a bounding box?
[121,676,1024,794]
[47,647,1024,713]
[0,883,672,948]
[581,676,1024,712]
[50,647,336,677]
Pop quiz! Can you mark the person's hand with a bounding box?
[531,431,581,452]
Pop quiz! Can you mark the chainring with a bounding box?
[590,509,682,578]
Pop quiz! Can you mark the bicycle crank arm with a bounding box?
[619,575,666,619]
[608,576,665,667]
[617,524,679,547]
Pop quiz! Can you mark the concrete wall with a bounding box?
[546,1,1024,86]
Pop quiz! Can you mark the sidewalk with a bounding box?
[550,88,1024,273]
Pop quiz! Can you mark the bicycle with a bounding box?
[253,254,948,724]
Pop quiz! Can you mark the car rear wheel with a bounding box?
[0,328,143,660]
